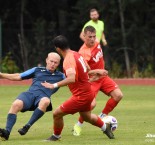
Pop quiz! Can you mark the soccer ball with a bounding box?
[101,115,118,132]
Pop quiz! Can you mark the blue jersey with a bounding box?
[20,67,65,98]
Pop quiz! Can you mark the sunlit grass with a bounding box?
[0,85,155,145]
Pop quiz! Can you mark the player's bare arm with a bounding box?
[79,31,85,42]
[102,33,107,46]
[88,69,108,82]
[41,71,75,89]
[0,72,22,81]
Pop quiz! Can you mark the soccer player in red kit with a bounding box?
[73,26,123,136]
[41,35,114,141]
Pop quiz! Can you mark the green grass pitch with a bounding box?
[0,85,155,145]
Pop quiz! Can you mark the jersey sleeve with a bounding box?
[79,47,91,62]
[20,67,37,80]
[63,53,76,76]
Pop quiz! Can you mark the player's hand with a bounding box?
[88,69,108,82]
[41,81,54,89]
[88,69,108,76]
[102,39,107,46]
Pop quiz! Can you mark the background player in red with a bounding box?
[72,26,123,136]
[41,35,114,141]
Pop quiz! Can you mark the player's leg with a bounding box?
[45,106,67,141]
[99,88,123,118]
[18,97,50,135]
[72,98,96,136]
[98,77,123,118]
[72,82,100,136]
[0,99,23,141]
[80,111,114,139]
[45,96,83,141]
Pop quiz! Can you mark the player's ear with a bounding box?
[46,57,48,64]
[56,47,61,54]
[83,32,86,38]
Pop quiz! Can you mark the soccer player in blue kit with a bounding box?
[0,52,65,141]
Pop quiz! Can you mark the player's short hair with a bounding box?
[84,25,96,34]
[90,8,98,13]
[53,35,69,50]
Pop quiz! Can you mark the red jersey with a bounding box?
[63,50,92,97]
[79,41,118,96]
[79,41,104,70]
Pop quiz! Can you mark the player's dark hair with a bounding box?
[53,35,69,50]
[84,25,96,34]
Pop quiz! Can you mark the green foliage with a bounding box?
[109,61,155,78]
[0,0,155,77]
[28,18,54,66]
[142,63,154,78]
[109,61,122,78]
[1,52,20,73]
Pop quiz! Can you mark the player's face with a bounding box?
[90,11,99,21]
[46,56,60,72]
[84,31,96,47]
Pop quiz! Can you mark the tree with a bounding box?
[19,0,29,70]
[118,0,131,77]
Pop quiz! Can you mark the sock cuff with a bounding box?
[35,108,44,114]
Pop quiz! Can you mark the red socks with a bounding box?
[93,116,104,128]
[54,126,63,136]
[102,98,118,114]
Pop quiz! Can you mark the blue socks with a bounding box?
[5,108,44,133]
[26,108,44,126]
[6,114,17,133]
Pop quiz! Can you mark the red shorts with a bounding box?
[60,93,94,114]
[91,76,118,96]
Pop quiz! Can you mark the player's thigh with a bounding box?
[16,92,35,112]
[79,111,91,121]
[100,76,118,95]
[53,106,68,118]
[60,97,90,114]
[9,99,24,113]
[60,97,78,114]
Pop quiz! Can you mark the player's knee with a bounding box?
[111,89,123,102]
[117,90,123,100]
[119,92,123,99]
[53,110,60,119]
[11,100,23,112]
[40,97,50,107]
[115,91,123,101]
[53,111,57,117]
[91,101,96,109]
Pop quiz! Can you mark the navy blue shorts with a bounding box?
[16,91,52,112]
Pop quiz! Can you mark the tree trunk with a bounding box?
[19,0,29,70]
[118,0,131,77]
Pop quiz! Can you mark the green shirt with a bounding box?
[82,20,104,41]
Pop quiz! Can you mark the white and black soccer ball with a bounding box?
[101,115,118,132]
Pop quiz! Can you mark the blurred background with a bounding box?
[0,0,154,78]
